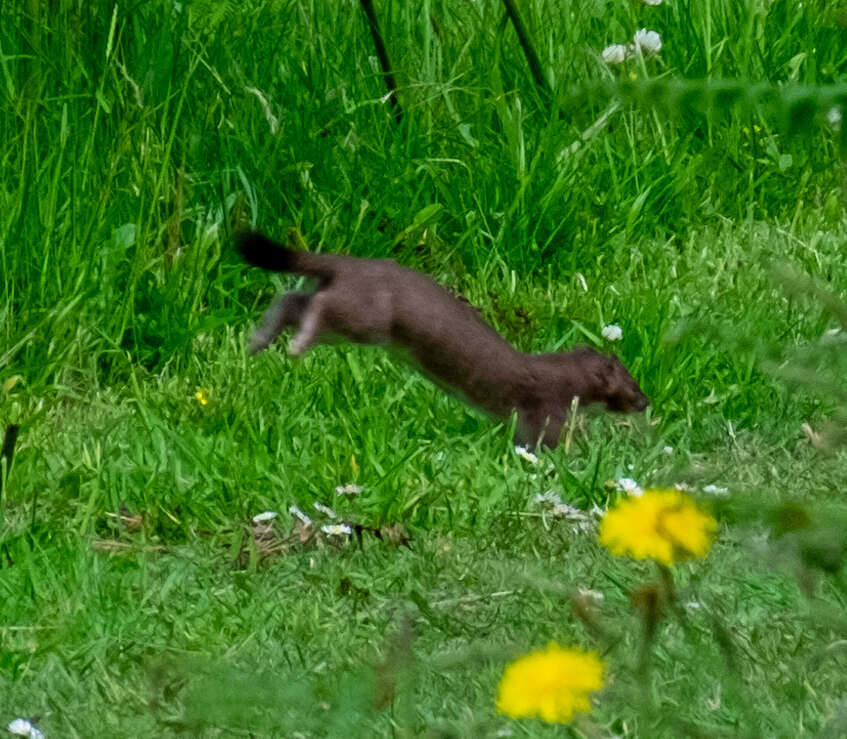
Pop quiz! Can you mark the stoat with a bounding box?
[238,231,648,447]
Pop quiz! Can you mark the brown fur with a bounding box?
[238,231,648,448]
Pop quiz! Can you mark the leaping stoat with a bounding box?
[238,231,648,448]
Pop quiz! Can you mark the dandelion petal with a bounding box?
[599,488,717,565]
[496,644,604,723]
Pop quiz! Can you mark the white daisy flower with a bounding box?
[703,484,729,497]
[514,445,539,464]
[7,719,44,739]
[288,504,313,526]
[826,107,842,131]
[552,504,593,532]
[335,483,363,497]
[602,44,630,65]
[616,477,644,496]
[321,523,352,536]
[633,28,662,55]
[252,511,277,524]
[533,492,593,530]
[601,324,623,341]
[533,490,564,506]
[643,0,663,5]
[550,502,588,520]
[662,446,674,455]
[313,502,337,518]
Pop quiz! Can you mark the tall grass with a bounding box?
[1,0,845,386]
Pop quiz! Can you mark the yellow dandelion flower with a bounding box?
[496,644,604,724]
[598,488,716,565]
[195,389,211,406]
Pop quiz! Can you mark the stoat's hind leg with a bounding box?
[289,291,329,356]
[249,291,313,355]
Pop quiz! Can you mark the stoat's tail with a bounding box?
[237,231,337,281]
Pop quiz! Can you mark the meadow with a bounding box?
[1,0,847,735]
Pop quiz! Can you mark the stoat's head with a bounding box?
[571,347,649,413]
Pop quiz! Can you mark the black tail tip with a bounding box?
[236,231,293,272]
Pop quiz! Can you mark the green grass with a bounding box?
[2,0,847,735]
